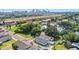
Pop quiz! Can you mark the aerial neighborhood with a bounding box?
[0,9,79,50]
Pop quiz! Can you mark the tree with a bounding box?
[64,40,72,49]
[62,32,76,43]
[8,25,11,29]
[73,24,79,32]
[60,29,72,35]
[75,35,79,42]
[51,17,58,22]
[45,25,59,38]
[16,23,33,33]
[15,21,24,27]
[31,27,41,36]
[68,32,76,42]
[12,43,18,50]
[13,23,41,36]
[0,17,5,25]
[58,21,73,30]
[47,20,51,27]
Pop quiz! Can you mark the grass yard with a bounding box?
[7,23,27,32]
[6,23,32,38]
[10,25,18,32]
[0,40,15,49]
[52,40,67,50]
[6,25,17,32]
[15,18,23,21]
[17,33,32,38]
[55,44,67,50]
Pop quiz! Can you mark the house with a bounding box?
[42,19,51,23]
[29,42,39,50]
[35,36,48,46]
[13,40,31,50]
[69,48,78,50]
[35,35,50,46]
[40,19,51,29]
[41,23,47,29]
[0,31,5,37]
[56,25,64,32]
[0,35,11,44]
[40,21,47,30]
[0,29,11,44]
[13,39,39,50]
[70,42,79,50]
[35,32,54,46]
[75,32,79,35]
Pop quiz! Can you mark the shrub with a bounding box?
[75,35,79,42]
[12,43,18,50]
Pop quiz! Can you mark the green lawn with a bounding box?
[55,44,67,50]
[52,40,67,50]
[7,24,32,38]
[6,25,18,32]
[17,33,32,38]
[0,40,15,49]
[7,23,27,32]
[10,25,18,32]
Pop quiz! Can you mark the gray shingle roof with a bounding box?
[0,29,11,43]
[0,35,11,43]
[0,32,6,37]
[35,36,49,46]
[71,42,79,49]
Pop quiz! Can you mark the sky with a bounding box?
[0,0,79,12]
[0,0,79,9]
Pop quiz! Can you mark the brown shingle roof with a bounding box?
[14,39,38,50]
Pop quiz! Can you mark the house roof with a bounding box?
[70,48,78,50]
[0,28,11,43]
[71,42,79,49]
[75,32,79,35]
[0,30,4,32]
[35,36,49,46]
[0,35,11,43]
[0,32,6,37]
[29,42,39,50]
[14,39,38,50]
[14,40,32,50]
[72,43,79,46]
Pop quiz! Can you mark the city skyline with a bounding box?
[0,9,79,12]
